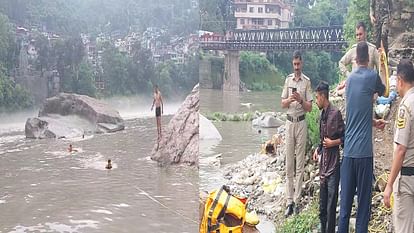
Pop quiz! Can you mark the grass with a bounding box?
[205,112,254,122]
[306,105,320,151]
[277,201,319,233]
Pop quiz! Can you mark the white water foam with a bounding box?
[6,148,23,153]
[80,152,117,170]
[90,209,113,215]
[112,203,130,208]
[11,220,100,232]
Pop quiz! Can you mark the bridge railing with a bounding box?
[200,25,347,51]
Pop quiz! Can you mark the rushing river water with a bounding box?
[200,89,283,166]
[200,89,283,233]
[0,104,198,233]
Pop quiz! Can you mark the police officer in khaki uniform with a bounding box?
[339,21,380,78]
[281,50,313,217]
[384,59,414,233]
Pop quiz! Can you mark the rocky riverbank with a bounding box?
[218,95,397,231]
[221,125,320,222]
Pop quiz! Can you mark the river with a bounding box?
[200,89,283,232]
[0,102,198,233]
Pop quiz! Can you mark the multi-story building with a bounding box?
[233,0,292,30]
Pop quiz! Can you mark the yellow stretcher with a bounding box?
[200,186,259,233]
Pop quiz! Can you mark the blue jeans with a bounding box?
[320,165,340,233]
[338,157,373,233]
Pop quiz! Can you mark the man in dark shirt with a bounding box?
[338,41,386,233]
[313,82,345,233]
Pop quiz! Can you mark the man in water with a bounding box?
[151,85,164,140]
[106,159,112,169]
[68,144,78,153]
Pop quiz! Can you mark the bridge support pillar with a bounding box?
[199,58,213,89]
[223,50,240,92]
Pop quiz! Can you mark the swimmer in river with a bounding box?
[68,144,78,153]
[105,159,112,169]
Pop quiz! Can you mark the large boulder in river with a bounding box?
[199,114,222,141]
[151,84,199,165]
[25,93,124,139]
[252,113,284,128]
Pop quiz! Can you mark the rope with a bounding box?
[135,186,198,225]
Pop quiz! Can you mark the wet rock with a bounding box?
[25,118,56,139]
[25,93,124,139]
[220,125,321,221]
[252,114,284,128]
[151,84,199,166]
[200,114,222,140]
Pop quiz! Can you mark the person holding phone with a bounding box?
[281,50,313,217]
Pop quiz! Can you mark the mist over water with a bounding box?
[0,110,37,135]
[102,95,186,119]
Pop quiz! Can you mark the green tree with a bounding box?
[200,0,235,33]
[76,62,96,97]
[34,34,51,74]
[0,71,33,111]
[102,45,129,96]
[0,13,11,72]
[343,0,371,45]
[130,43,155,93]
[294,0,348,27]
[239,52,285,90]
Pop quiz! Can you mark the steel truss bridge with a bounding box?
[200,26,347,52]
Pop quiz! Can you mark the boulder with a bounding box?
[25,118,56,139]
[25,93,124,139]
[199,114,222,140]
[252,114,284,128]
[151,84,199,165]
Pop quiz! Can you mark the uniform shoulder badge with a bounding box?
[397,108,406,129]
[302,74,310,81]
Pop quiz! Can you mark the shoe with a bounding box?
[294,205,300,215]
[285,202,295,217]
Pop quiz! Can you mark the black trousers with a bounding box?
[319,167,340,233]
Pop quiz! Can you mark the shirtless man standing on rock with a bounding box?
[151,85,163,140]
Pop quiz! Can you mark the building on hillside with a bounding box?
[233,0,293,30]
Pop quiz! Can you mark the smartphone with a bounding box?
[292,87,297,93]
